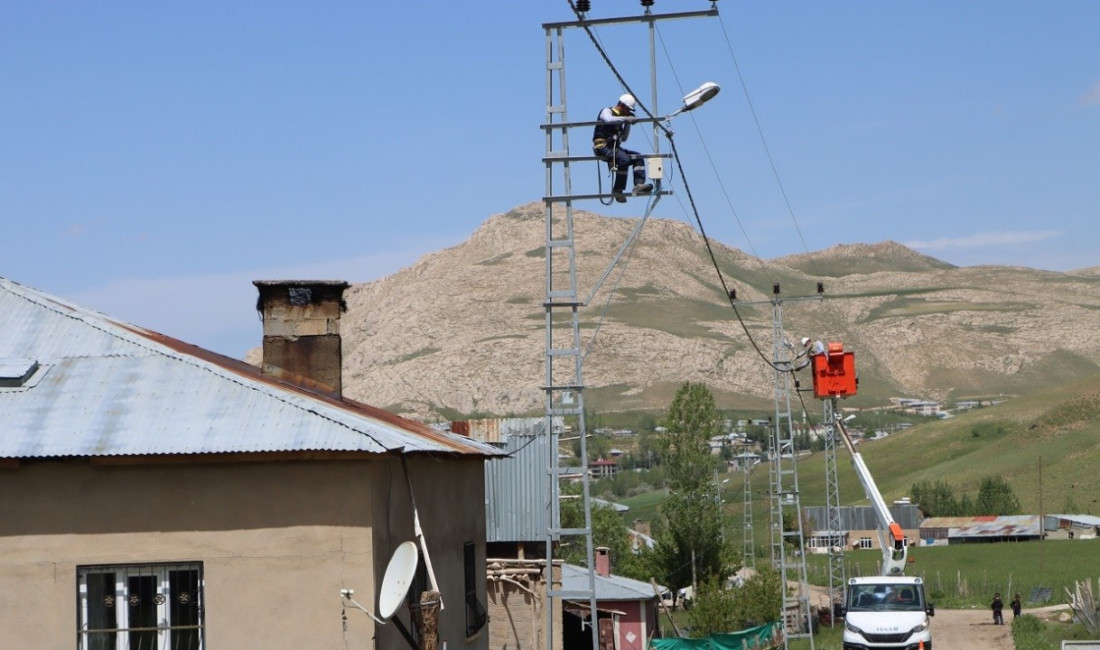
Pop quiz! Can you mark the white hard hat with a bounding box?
[618,94,636,111]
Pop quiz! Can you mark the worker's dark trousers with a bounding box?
[595,145,645,193]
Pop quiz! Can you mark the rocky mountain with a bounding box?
[291,203,1100,421]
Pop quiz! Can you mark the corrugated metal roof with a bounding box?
[0,277,502,459]
[1047,514,1100,527]
[805,504,923,532]
[562,564,664,602]
[921,515,1041,538]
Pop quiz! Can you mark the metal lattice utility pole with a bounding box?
[543,20,599,650]
[763,286,817,649]
[742,456,756,570]
[540,6,717,649]
[822,396,847,625]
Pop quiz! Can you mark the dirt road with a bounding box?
[930,607,1014,650]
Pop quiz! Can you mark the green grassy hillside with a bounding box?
[623,371,1100,550]
[794,371,1100,514]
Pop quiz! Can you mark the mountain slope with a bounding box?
[792,371,1100,515]
[326,203,1100,420]
[776,241,956,276]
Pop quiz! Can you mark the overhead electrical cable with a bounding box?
[567,0,784,371]
[655,25,765,266]
[715,11,811,256]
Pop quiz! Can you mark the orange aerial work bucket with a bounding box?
[811,342,857,398]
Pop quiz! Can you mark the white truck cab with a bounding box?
[841,576,934,650]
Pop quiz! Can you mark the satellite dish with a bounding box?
[378,541,419,620]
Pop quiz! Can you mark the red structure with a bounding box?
[811,341,858,398]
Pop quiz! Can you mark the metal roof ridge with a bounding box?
[1,278,499,456]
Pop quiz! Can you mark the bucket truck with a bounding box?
[807,341,935,650]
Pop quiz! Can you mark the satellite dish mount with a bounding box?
[340,541,422,650]
[378,541,421,650]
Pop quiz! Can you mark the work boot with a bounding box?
[611,190,627,203]
[633,182,653,195]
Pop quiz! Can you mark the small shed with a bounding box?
[561,550,664,650]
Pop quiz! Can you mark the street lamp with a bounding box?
[667,82,721,119]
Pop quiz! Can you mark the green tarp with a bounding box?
[649,622,779,650]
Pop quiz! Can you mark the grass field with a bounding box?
[804,538,1093,608]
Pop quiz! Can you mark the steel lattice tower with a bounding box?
[541,6,717,649]
[822,396,847,625]
[765,290,815,650]
[742,459,756,570]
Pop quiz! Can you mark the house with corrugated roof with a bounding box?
[0,277,501,649]
[462,416,563,650]
[919,515,1042,545]
[471,417,666,650]
[804,503,924,554]
[1045,514,1100,540]
[561,549,664,650]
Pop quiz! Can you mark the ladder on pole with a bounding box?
[540,8,719,649]
[543,21,600,650]
[766,292,815,649]
[742,455,756,570]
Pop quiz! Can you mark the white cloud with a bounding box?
[904,230,1062,251]
[1080,81,1100,107]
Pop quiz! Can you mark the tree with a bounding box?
[976,475,1021,515]
[687,576,737,637]
[731,566,784,629]
[686,566,783,637]
[958,492,975,516]
[662,382,721,493]
[911,479,960,517]
[651,382,736,601]
[558,487,655,582]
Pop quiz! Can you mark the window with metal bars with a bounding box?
[77,563,203,650]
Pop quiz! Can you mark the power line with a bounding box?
[715,11,811,256]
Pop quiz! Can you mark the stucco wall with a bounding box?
[0,455,488,649]
[373,455,491,649]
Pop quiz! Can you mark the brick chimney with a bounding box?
[595,547,611,578]
[253,280,349,396]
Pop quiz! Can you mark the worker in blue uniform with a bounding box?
[592,94,653,202]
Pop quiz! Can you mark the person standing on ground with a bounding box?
[991,592,1004,625]
[592,94,653,203]
[1011,594,1022,619]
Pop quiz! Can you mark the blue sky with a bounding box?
[3,2,1097,358]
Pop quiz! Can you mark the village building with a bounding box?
[919,515,1043,545]
[456,417,562,650]
[561,548,664,650]
[0,278,500,649]
[1044,514,1100,540]
[471,417,665,649]
[804,503,924,553]
[589,457,620,479]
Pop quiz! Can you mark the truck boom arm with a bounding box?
[835,416,907,575]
